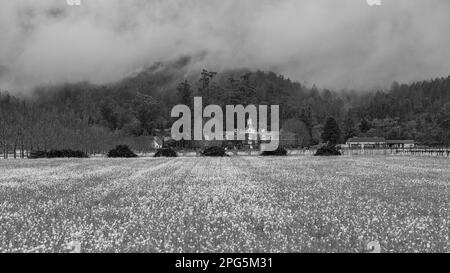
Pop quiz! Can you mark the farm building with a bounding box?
[386,140,415,149]
[345,137,416,149]
[152,137,163,149]
[345,137,386,149]
[162,116,304,149]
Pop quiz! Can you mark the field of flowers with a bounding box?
[0,156,448,253]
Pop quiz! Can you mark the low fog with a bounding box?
[0,0,449,92]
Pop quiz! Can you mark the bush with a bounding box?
[107,145,138,158]
[201,146,228,157]
[47,150,88,158]
[28,151,48,159]
[29,149,88,159]
[164,139,178,148]
[314,145,341,156]
[261,147,288,156]
[154,148,178,157]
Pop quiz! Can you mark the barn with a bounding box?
[386,140,415,149]
[345,137,386,149]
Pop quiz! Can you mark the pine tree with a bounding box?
[322,117,341,145]
[359,118,371,133]
[177,80,192,106]
[198,69,217,104]
[343,115,357,141]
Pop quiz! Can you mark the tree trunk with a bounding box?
[13,139,17,159]
[21,139,24,159]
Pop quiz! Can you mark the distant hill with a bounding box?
[1,59,449,156]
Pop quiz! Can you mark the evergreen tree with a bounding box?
[322,117,341,145]
[198,69,217,104]
[359,118,372,133]
[343,115,357,141]
[177,80,192,106]
[132,93,160,135]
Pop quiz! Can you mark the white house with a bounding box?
[346,137,386,149]
[386,140,415,149]
[152,137,163,149]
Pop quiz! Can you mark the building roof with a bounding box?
[386,140,415,144]
[347,137,386,143]
[153,137,163,146]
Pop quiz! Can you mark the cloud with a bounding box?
[1,0,450,92]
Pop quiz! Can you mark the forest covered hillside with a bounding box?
[1,58,450,155]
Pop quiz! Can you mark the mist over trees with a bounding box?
[1,61,450,156]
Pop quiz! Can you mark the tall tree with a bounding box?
[132,93,160,135]
[198,69,217,104]
[322,117,341,145]
[177,80,192,106]
[343,115,357,141]
[359,118,372,133]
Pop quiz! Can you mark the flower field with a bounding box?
[0,156,448,253]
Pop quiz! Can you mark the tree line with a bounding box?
[1,65,449,157]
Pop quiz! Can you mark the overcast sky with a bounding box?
[1,0,449,92]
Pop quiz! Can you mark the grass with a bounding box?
[0,156,448,253]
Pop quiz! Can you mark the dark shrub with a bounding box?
[71,150,88,158]
[48,150,88,158]
[154,148,178,157]
[201,146,228,157]
[29,149,88,159]
[261,147,288,156]
[107,145,138,158]
[164,139,178,148]
[314,145,341,156]
[46,150,63,158]
[29,151,47,159]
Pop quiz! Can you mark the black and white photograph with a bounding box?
[0,0,449,261]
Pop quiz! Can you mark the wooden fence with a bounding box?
[339,148,450,157]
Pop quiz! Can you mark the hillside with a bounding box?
[1,60,450,155]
